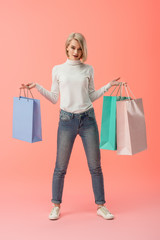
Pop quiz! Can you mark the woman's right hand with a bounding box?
[20,82,36,89]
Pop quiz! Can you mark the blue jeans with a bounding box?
[51,107,106,205]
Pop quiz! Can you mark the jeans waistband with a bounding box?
[60,107,94,118]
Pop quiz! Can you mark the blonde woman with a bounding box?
[21,32,122,220]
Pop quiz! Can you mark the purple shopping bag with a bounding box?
[12,88,42,143]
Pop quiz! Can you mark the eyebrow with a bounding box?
[71,45,82,49]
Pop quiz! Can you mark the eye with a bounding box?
[71,46,82,51]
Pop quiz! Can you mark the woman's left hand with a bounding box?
[110,77,121,86]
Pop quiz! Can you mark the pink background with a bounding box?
[1,0,160,239]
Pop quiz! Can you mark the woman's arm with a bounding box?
[35,66,59,104]
[88,66,112,102]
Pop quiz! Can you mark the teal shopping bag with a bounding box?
[99,96,117,150]
[12,88,42,143]
[99,83,130,150]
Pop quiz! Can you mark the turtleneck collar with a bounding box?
[66,58,82,65]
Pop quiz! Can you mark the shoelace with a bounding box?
[98,206,112,215]
[51,206,59,215]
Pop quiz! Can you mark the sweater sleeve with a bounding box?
[88,66,112,102]
[35,66,59,104]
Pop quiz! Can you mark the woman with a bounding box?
[21,32,122,220]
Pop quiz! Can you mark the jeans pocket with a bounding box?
[60,112,72,121]
[87,110,96,120]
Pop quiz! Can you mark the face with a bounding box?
[66,39,83,60]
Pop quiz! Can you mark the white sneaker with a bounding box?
[97,205,114,220]
[49,205,60,220]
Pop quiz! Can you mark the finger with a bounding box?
[21,84,28,87]
[115,77,121,81]
[27,85,34,89]
[113,78,120,82]
[21,83,31,86]
[21,84,28,89]
[26,83,33,85]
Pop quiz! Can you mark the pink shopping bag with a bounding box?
[116,84,147,155]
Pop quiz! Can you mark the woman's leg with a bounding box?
[79,116,106,205]
[51,120,77,205]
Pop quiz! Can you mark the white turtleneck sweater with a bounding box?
[35,58,112,113]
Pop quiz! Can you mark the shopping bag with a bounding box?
[12,88,42,143]
[99,95,117,150]
[116,85,147,155]
[99,83,130,150]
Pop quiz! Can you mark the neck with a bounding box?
[66,58,82,65]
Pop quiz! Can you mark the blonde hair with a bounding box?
[65,32,88,63]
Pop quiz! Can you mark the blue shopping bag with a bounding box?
[12,88,42,143]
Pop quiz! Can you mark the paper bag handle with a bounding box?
[117,82,130,98]
[110,82,127,98]
[19,86,34,100]
[124,84,136,100]
[109,84,121,96]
